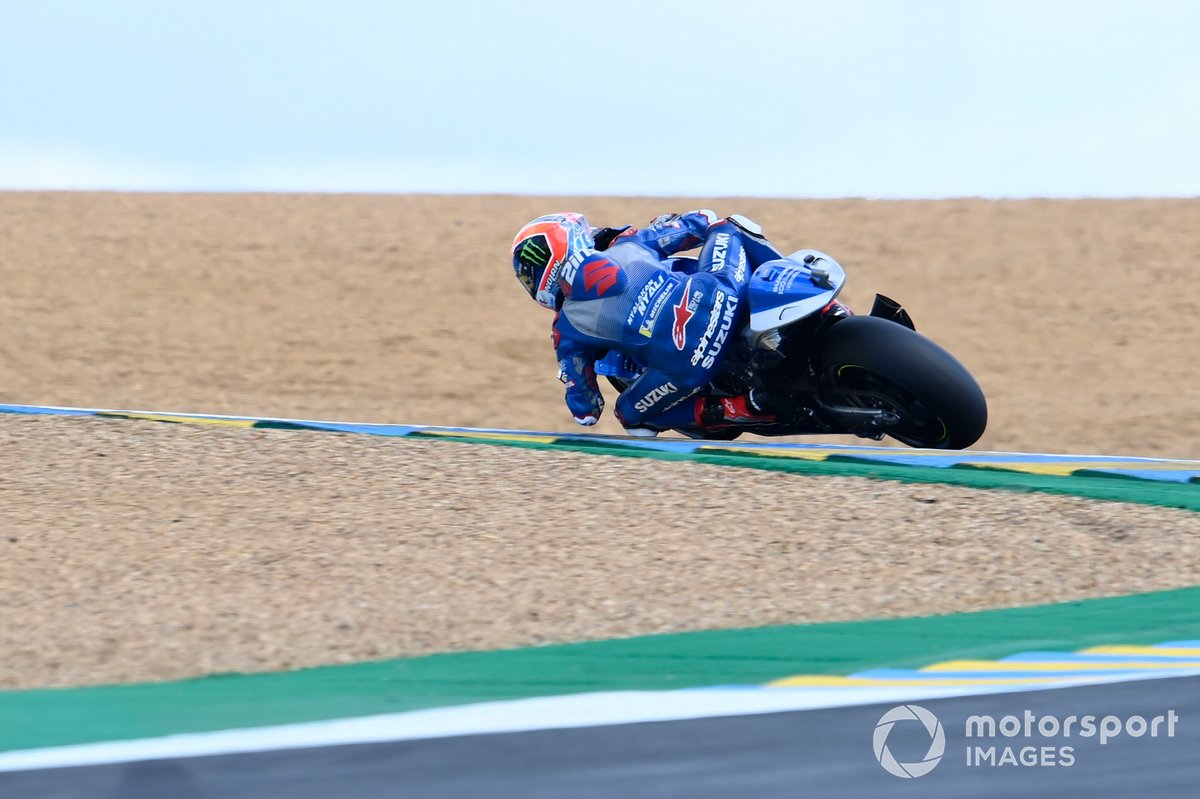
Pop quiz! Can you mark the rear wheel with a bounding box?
[815,316,987,449]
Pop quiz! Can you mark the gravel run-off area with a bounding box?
[2,414,1197,690]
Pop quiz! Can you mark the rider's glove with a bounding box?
[558,364,604,426]
[565,387,604,426]
[648,209,718,231]
[643,210,719,255]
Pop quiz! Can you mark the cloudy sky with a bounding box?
[1,0,1196,197]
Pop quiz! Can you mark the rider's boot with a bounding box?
[725,214,783,267]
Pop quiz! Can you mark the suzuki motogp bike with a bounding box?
[597,250,988,449]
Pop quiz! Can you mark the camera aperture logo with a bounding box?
[873,704,1181,777]
[873,704,945,778]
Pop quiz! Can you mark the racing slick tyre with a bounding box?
[815,316,987,449]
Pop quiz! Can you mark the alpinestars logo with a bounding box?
[690,290,733,367]
[733,249,747,283]
[672,279,694,350]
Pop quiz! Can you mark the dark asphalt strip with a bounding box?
[3,675,1197,799]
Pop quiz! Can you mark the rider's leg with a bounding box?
[613,367,705,431]
[726,214,783,268]
[617,386,777,434]
[697,219,752,293]
[614,356,776,434]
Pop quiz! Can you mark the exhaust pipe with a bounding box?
[869,294,916,331]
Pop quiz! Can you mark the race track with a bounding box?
[3,675,1194,798]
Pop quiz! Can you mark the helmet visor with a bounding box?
[513,233,560,308]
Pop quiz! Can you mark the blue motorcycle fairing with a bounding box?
[746,249,846,334]
[594,350,643,381]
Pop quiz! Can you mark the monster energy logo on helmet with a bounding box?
[514,234,553,295]
[517,236,551,270]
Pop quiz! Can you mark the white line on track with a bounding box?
[2,670,1196,773]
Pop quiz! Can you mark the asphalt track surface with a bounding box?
[3,675,1196,799]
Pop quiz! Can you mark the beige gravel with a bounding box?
[2,414,1197,690]
[1,192,1197,458]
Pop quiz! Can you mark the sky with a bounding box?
[0,0,1197,197]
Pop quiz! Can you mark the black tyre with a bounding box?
[815,316,987,449]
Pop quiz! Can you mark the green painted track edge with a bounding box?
[4,408,1195,509]
[408,433,1200,511]
[2,586,1198,751]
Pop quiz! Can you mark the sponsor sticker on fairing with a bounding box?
[772,266,803,294]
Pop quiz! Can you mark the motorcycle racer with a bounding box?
[511,210,785,435]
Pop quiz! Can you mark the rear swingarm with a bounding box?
[810,396,902,440]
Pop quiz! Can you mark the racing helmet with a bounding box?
[511,212,594,309]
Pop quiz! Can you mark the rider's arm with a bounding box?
[553,315,605,426]
[623,209,719,259]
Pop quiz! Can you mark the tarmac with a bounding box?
[3,674,1194,798]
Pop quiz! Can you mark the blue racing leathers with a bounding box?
[553,211,776,430]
